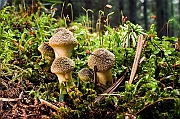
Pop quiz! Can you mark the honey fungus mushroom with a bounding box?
[88,48,115,86]
[78,68,93,82]
[49,28,77,58]
[51,56,75,83]
[38,42,54,59]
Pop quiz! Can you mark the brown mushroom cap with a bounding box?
[78,68,93,82]
[38,42,54,56]
[49,28,77,47]
[54,28,63,34]
[51,56,75,74]
[88,48,115,72]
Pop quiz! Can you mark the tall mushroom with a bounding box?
[49,28,77,58]
[88,48,115,86]
[51,56,75,101]
[78,68,93,82]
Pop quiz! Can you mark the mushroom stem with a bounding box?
[59,82,65,102]
[96,69,112,86]
[56,72,74,102]
[53,46,75,58]
[56,72,73,82]
[56,74,66,83]
[56,74,66,102]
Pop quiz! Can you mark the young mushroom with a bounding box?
[78,68,93,82]
[88,48,115,86]
[38,42,54,59]
[51,56,75,83]
[49,28,78,58]
[51,56,75,102]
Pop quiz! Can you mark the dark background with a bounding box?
[5,0,180,38]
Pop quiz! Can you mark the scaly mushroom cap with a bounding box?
[54,28,63,34]
[88,48,115,72]
[49,28,77,47]
[38,42,54,56]
[78,68,93,82]
[51,56,75,74]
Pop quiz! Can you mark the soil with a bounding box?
[0,75,64,119]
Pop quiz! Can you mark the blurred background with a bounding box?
[1,0,180,38]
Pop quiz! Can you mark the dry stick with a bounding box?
[0,91,24,102]
[39,99,59,111]
[94,71,127,104]
[128,34,144,84]
[0,98,20,102]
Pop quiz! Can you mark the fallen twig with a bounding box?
[0,98,20,102]
[129,34,144,84]
[39,99,59,111]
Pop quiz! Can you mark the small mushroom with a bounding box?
[51,56,75,102]
[88,48,115,86]
[38,42,54,59]
[49,28,77,58]
[51,56,75,83]
[78,68,93,82]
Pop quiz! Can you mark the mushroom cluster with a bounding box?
[49,28,77,83]
[38,28,77,102]
[38,28,116,101]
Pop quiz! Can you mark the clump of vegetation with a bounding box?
[1,2,180,119]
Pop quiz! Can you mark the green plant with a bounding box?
[1,2,180,118]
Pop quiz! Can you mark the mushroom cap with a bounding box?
[78,68,93,82]
[49,28,77,47]
[51,56,75,74]
[38,42,54,55]
[54,28,63,34]
[88,48,115,72]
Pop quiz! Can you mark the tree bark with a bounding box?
[179,0,180,25]
[170,0,174,37]
[143,0,148,30]
[129,0,137,24]
[86,0,92,10]
[119,0,124,24]
[156,0,168,38]
[119,0,124,12]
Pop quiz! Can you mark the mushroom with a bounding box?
[49,28,77,58]
[51,56,75,83]
[88,48,115,86]
[51,56,75,102]
[78,68,93,82]
[38,42,54,59]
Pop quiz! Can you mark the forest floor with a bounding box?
[0,76,62,119]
